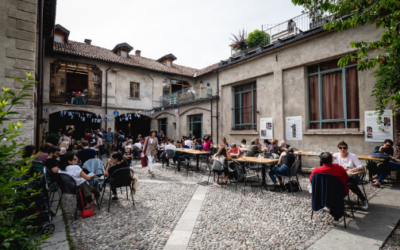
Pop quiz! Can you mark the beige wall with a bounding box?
[217,23,386,166]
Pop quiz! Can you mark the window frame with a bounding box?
[157,118,168,137]
[232,81,257,131]
[121,51,127,58]
[307,60,359,129]
[55,35,62,43]
[130,82,140,99]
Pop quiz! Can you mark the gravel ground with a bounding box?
[382,221,400,249]
[62,182,197,250]
[188,175,382,250]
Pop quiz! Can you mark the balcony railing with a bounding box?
[157,86,217,107]
[50,90,101,106]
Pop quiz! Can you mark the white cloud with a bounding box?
[56,0,304,69]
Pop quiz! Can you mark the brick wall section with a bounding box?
[0,0,38,145]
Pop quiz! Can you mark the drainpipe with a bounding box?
[35,0,44,148]
[216,70,219,144]
[105,65,111,130]
[210,99,213,141]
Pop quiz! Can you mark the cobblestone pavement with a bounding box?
[382,222,400,250]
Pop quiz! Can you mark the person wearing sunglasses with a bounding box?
[333,141,368,210]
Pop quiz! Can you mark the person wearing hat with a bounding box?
[125,139,133,166]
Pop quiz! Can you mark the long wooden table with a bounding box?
[176,148,211,171]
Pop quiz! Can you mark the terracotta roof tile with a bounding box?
[53,41,218,77]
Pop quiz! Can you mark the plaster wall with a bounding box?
[218,23,385,160]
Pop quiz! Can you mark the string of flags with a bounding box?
[42,107,164,123]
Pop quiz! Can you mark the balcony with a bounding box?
[157,85,217,108]
[50,90,101,106]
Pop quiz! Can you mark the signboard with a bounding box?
[175,109,179,118]
[113,110,119,116]
[260,117,273,139]
[365,110,393,142]
[286,116,303,141]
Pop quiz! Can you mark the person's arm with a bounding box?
[80,170,97,181]
[351,155,365,172]
[51,167,59,174]
[278,152,286,165]
[104,159,112,176]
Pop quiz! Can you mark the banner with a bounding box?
[365,110,393,142]
[286,116,302,141]
[260,117,273,139]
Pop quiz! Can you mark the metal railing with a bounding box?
[50,90,101,106]
[157,85,216,107]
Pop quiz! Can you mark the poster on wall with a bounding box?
[260,117,273,139]
[365,110,393,142]
[175,109,179,118]
[286,116,303,141]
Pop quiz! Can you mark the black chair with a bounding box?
[233,161,263,195]
[274,160,302,196]
[162,149,175,169]
[177,156,193,176]
[100,168,135,212]
[311,173,355,228]
[199,155,212,183]
[351,171,368,206]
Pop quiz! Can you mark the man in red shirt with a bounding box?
[309,152,349,195]
[84,129,92,143]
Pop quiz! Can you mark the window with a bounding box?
[158,118,167,137]
[130,82,139,99]
[167,61,171,67]
[121,51,127,57]
[233,81,257,130]
[308,59,359,129]
[189,115,202,138]
[55,35,62,43]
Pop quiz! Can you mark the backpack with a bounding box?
[285,180,300,192]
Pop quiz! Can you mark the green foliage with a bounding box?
[292,0,400,121]
[230,29,247,52]
[246,29,270,48]
[0,73,48,249]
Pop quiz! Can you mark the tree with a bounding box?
[246,29,270,48]
[292,0,400,120]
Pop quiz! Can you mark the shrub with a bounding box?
[246,29,270,48]
[0,73,49,249]
[229,29,247,52]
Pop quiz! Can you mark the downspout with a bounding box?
[216,70,219,144]
[35,0,44,148]
[105,65,111,129]
[210,99,213,141]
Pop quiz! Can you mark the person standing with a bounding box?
[157,130,165,144]
[143,130,158,176]
[93,133,103,160]
[84,129,92,143]
[104,128,115,158]
[76,141,96,165]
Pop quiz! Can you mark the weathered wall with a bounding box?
[217,23,385,166]
[0,0,37,145]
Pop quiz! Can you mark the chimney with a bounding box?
[84,39,92,45]
[135,50,141,57]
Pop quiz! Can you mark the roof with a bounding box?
[157,53,177,62]
[55,24,70,35]
[112,42,133,53]
[52,40,218,77]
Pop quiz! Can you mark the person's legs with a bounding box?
[148,155,153,173]
[349,177,366,202]
[268,166,290,184]
[88,178,101,198]
[127,158,132,166]
[105,142,111,157]
[374,162,400,184]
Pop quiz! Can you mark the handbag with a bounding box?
[79,188,94,218]
[141,138,149,168]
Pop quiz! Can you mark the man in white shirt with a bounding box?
[184,137,193,148]
[164,139,177,166]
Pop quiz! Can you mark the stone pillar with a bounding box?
[0,0,38,145]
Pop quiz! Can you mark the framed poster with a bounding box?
[286,116,302,140]
[365,110,393,142]
[260,117,273,139]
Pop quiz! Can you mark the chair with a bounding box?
[83,159,105,185]
[351,171,368,206]
[199,155,212,183]
[32,160,45,172]
[182,145,190,149]
[162,149,175,169]
[233,161,263,195]
[177,156,194,176]
[100,168,135,212]
[311,173,355,228]
[274,160,302,196]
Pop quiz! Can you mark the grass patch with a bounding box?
[60,201,76,250]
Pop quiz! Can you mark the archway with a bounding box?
[49,110,101,140]
[115,113,151,139]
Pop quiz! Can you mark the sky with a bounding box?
[56,0,304,70]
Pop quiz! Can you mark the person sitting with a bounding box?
[332,141,368,209]
[193,139,200,150]
[46,146,60,174]
[184,137,193,148]
[309,152,349,212]
[34,143,52,162]
[72,142,79,155]
[269,147,296,191]
[212,147,231,185]
[229,143,242,158]
[164,139,177,166]
[279,140,290,151]
[219,137,229,147]
[262,139,271,150]
[76,140,96,165]
[203,136,212,151]
[267,139,281,156]
[104,153,129,200]
[373,142,400,187]
[246,141,260,157]
[125,139,133,166]
[58,152,100,199]
[58,131,71,148]
[254,138,262,148]
[240,139,247,148]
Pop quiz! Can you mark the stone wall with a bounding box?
[0,0,37,145]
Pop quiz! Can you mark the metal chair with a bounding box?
[274,160,302,196]
[177,156,196,176]
[233,161,263,195]
[100,168,135,212]
[162,149,175,169]
[199,155,212,183]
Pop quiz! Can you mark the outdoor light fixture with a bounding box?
[112,69,119,73]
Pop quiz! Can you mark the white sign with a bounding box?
[260,117,273,139]
[365,110,393,142]
[286,116,303,141]
[175,109,179,118]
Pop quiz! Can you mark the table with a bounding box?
[232,157,279,189]
[176,148,211,171]
[357,155,385,162]
[346,168,365,177]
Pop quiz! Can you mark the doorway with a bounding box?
[189,114,202,138]
[115,114,151,139]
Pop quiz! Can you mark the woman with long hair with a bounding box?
[104,152,129,200]
[143,130,158,176]
[22,145,36,160]
[203,136,212,151]
[212,147,231,184]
